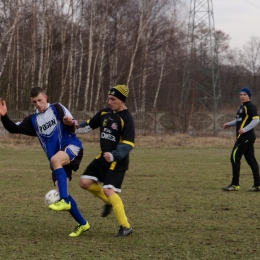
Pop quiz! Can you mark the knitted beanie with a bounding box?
[108,85,128,102]
[240,87,251,97]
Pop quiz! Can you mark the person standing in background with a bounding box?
[222,87,260,192]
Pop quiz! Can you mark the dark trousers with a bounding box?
[230,138,260,186]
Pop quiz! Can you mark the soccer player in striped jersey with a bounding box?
[0,87,90,237]
[76,85,135,237]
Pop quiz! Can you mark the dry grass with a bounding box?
[0,134,237,149]
[4,133,260,152]
[3,134,260,259]
[1,142,260,259]
[134,134,236,148]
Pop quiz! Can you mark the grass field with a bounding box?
[1,135,260,259]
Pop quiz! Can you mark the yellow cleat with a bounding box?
[69,222,90,237]
[48,199,71,211]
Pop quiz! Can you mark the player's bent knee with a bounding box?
[79,178,90,189]
[50,156,61,169]
[103,188,114,197]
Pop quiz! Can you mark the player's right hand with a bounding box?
[223,123,229,129]
[0,98,7,116]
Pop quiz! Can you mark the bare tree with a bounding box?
[31,0,37,88]
[37,0,46,89]
[67,0,75,110]
[0,3,22,79]
[75,0,85,110]
[0,0,245,115]
[83,0,95,110]
[93,0,109,111]
[239,36,260,101]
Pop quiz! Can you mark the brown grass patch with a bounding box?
[134,134,236,148]
[0,133,247,149]
[0,135,40,148]
[3,133,260,149]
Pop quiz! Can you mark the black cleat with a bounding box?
[248,186,260,192]
[115,226,133,237]
[101,204,112,217]
[222,184,240,191]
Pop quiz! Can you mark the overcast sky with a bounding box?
[184,0,260,50]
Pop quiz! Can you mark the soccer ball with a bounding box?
[44,190,60,206]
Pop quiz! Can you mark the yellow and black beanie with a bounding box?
[108,85,128,102]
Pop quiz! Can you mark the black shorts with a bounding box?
[81,159,126,193]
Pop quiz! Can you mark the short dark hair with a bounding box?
[29,87,46,97]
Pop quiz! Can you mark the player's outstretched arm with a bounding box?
[0,98,7,116]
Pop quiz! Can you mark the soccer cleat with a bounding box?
[222,184,240,191]
[115,226,133,237]
[69,222,90,237]
[48,199,71,211]
[248,186,260,192]
[101,204,112,217]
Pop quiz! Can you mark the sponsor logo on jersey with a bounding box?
[103,119,108,126]
[111,123,118,130]
[101,132,116,142]
[38,118,56,133]
[104,127,111,133]
[236,115,242,121]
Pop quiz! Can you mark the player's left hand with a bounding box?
[63,115,78,130]
[238,129,244,134]
[103,152,114,162]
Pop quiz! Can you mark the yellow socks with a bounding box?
[87,184,131,228]
[87,183,109,204]
[108,193,130,228]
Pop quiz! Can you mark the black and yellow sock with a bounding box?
[108,193,130,228]
[87,183,109,204]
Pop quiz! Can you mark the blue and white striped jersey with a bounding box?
[1,103,82,160]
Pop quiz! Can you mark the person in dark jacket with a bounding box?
[222,87,260,192]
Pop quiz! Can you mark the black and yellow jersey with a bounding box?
[88,107,135,171]
[236,101,259,140]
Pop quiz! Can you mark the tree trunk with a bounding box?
[38,0,46,89]
[84,1,94,110]
[75,0,84,110]
[31,0,37,88]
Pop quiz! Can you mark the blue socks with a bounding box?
[54,168,69,203]
[68,195,86,225]
[54,168,86,225]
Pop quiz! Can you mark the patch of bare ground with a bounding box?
[0,135,40,148]
[0,133,237,149]
[2,133,260,149]
[134,134,238,148]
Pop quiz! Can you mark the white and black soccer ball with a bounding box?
[44,190,60,206]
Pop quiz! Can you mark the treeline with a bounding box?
[0,0,259,113]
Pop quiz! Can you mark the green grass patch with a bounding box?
[1,138,260,259]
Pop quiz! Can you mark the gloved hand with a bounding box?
[78,121,87,128]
